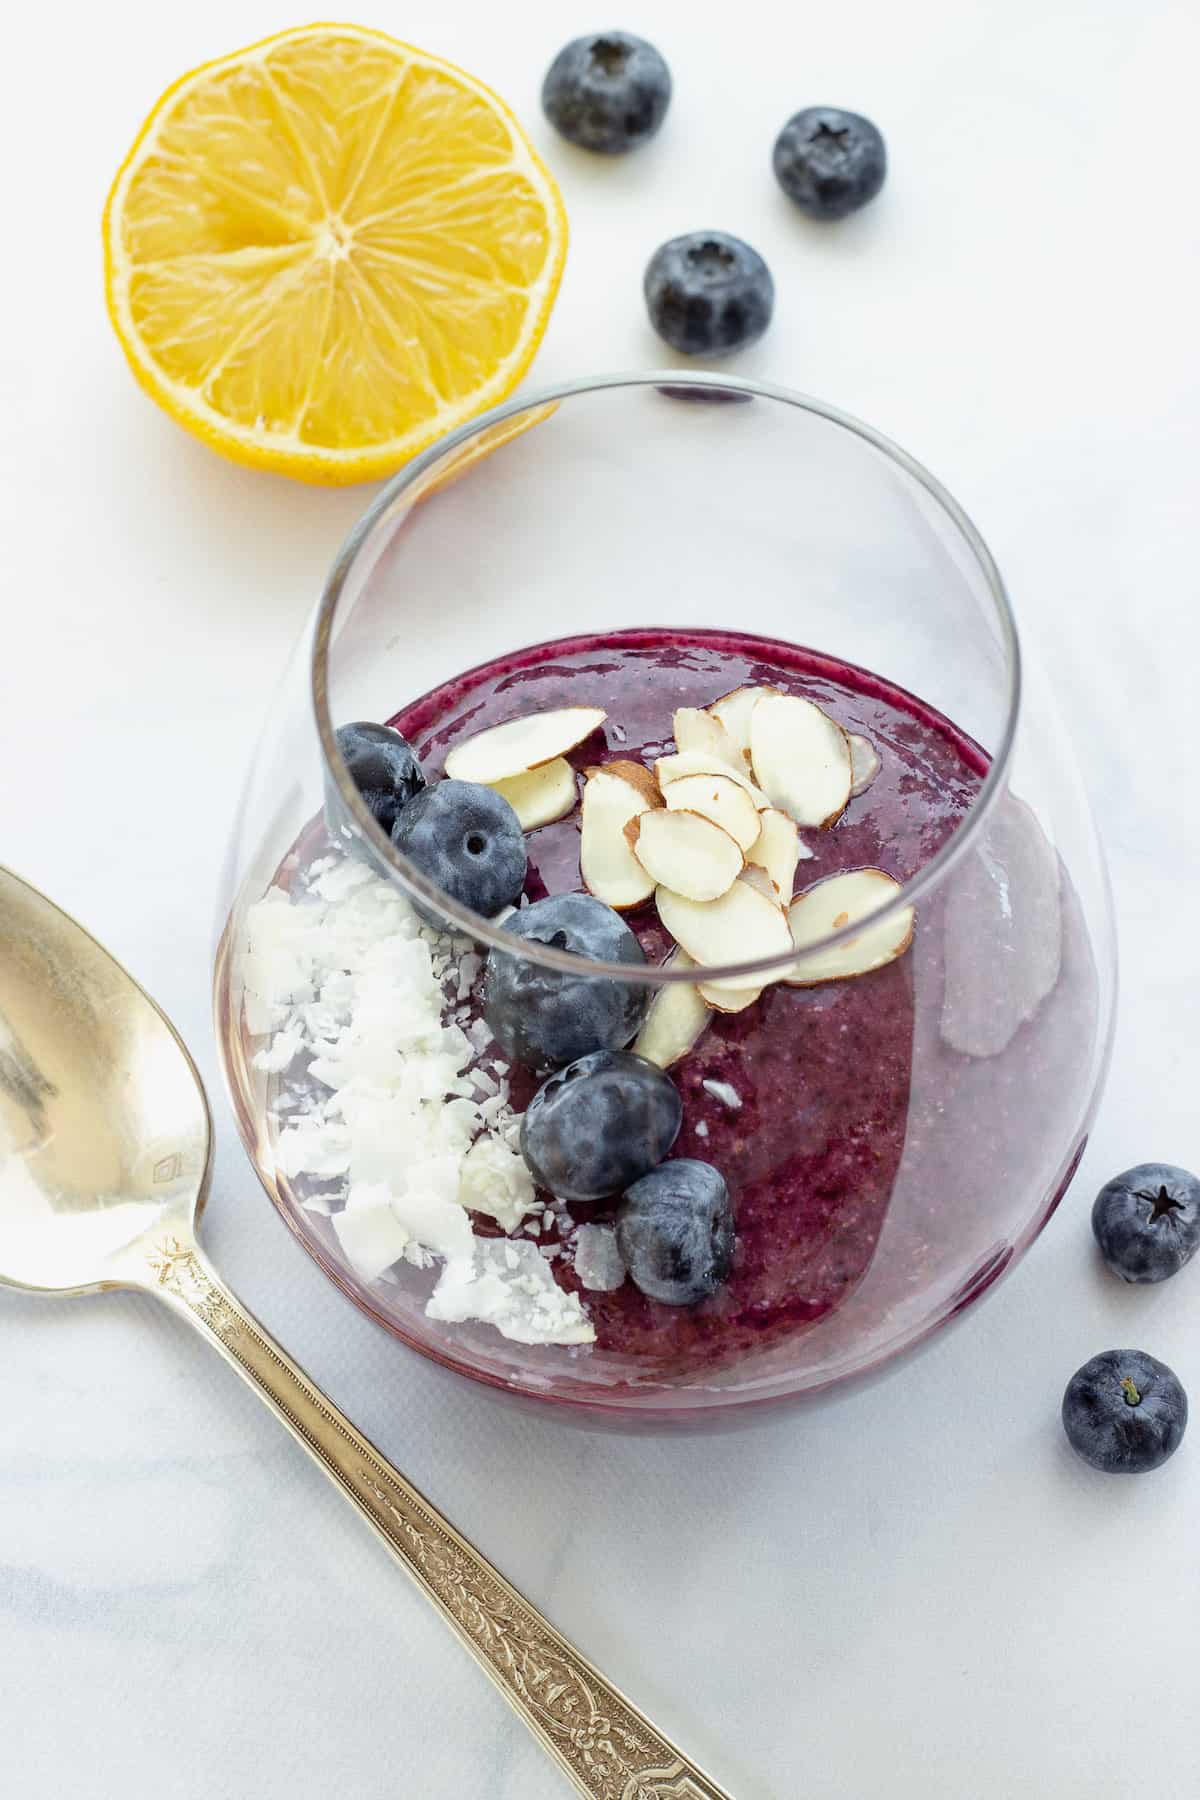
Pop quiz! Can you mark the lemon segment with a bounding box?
[103,25,567,484]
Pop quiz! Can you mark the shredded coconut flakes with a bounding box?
[239,859,593,1346]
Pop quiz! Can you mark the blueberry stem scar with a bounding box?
[1122,1377,1141,1407]
[1141,1186,1183,1223]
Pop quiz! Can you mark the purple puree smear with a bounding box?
[387,628,998,1369]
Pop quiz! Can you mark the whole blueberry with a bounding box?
[542,31,671,154]
[1062,1349,1187,1474]
[773,107,887,220]
[483,893,650,1072]
[617,1159,734,1306]
[326,721,425,840]
[1092,1163,1200,1284]
[520,1050,681,1202]
[390,780,526,921]
[644,232,774,357]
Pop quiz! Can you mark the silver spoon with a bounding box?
[0,865,732,1800]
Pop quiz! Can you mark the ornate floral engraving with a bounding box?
[149,1239,728,1799]
[355,1471,728,1797]
[621,1772,716,1800]
[148,1237,242,1343]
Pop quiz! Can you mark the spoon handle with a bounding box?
[143,1230,734,1800]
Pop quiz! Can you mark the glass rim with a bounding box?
[312,368,1022,985]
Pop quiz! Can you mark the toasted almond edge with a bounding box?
[697,981,764,1014]
[584,759,663,807]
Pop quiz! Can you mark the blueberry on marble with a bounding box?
[542,31,671,154]
[617,1159,734,1305]
[483,893,650,1072]
[1062,1349,1188,1474]
[390,780,526,920]
[326,721,425,840]
[772,107,887,220]
[644,232,774,357]
[1092,1164,1200,1284]
[520,1050,682,1202]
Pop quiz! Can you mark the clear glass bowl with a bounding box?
[214,372,1116,1427]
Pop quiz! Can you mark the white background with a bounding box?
[3,2,1199,1795]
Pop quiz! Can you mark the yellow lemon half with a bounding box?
[103,24,568,484]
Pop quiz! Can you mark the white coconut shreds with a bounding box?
[239,858,594,1347]
[573,1223,626,1292]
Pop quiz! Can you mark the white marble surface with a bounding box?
[3,3,1199,1795]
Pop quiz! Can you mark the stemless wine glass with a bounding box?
[215,371,1115,1427]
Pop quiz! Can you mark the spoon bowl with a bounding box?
[0,863,732,1799]
[0,866,211,1296]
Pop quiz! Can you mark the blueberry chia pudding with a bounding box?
[238,627,1100,1384]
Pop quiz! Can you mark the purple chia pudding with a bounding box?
[362,624,1091,1376]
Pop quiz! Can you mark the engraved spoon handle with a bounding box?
[142,1230,734,1800]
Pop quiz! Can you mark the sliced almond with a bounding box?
[585,758,662,807]
[708,684,782,756]
[697,979,763,1013]
[663,773,761,851]
[655,751,770,809]
[738,864,780,905]
[489,757,577,831]
[629,809,743,902]
[672,707,747,774]
[580,763,662,910]
[444,706,606,784]
[749,694,853,829]
[848,733,882,797]
[656,880,794,991]
[745,807,801,902]
[785,869,914,986]
[633,949,710,1067]
[700,869,786,1003]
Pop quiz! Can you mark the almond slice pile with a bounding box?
[708,684,782,756]
[627,809,744,902]
[657,880,793,989]
[672,706,748,774]
[452,687,910,1053]
[663,773,761,850]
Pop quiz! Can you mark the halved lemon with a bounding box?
[103,24,567,485]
